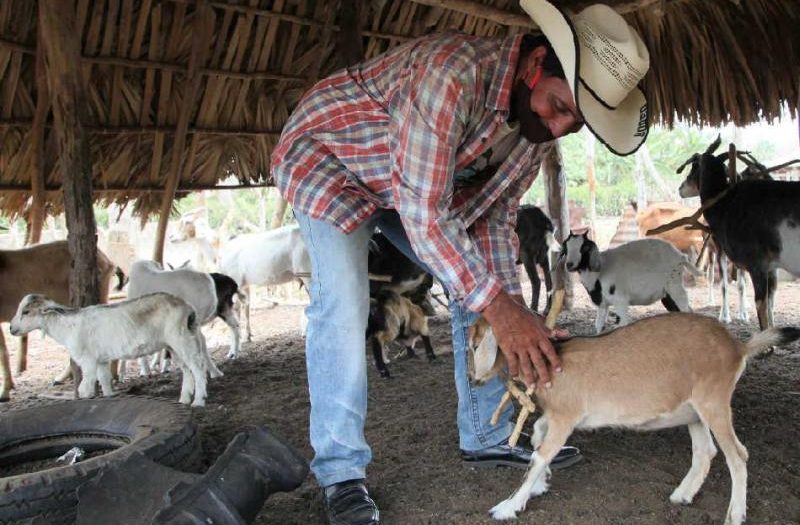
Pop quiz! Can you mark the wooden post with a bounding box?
[337,0,364,67]
[542,142,574,310]
[270,191,288,229]
[585,132,596,236]
[29,27,49,245]
[39,0,100,394]
[153,1,213,263]
[635,149,647,210]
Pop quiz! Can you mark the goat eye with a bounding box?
[21,309,29,315]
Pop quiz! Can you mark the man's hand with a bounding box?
[481,290,562,387]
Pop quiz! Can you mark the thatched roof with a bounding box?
[0,0,797,220]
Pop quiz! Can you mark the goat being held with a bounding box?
[470,313,800,525]
[678,136,800,330]
[10,293,221,406]
[561,233,699,333]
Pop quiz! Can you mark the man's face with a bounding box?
[512,46,584,143]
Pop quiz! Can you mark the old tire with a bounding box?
[0,397,202,525]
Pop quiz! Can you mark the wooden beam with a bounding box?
[408,0,535,28]
[0,120,282,136]
[39,0,99,396]
[28,27,49,245]
[152,1,213,263]
[0,183,274,192]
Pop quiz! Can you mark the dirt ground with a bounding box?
[1,279,799,525]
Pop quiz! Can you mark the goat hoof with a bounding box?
[226,351,238,360]
[0,393,9,403]
[489,499,521,520]
[379,370,391,379]
[669,491,692,505]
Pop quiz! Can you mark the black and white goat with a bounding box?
[367,232,436,378]
[125,260,241,378]
[515,205,561,313]
[678,136,800,330]
[561,233,700,333]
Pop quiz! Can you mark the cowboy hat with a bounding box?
[520,0,650,155]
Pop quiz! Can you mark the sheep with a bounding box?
[678,136,800,330]
[218,224,311,341]
[515,205,561,313]
[469,313,800,525]
[9,293,221,407]
[561,233,700,333]
[124,260,238,378]
[0,241,124,402]
[367,287,435,378]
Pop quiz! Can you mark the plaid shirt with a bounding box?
[272,32,551,312]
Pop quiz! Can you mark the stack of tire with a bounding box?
[0,397,202,525]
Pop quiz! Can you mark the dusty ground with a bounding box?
[1,279,799,525]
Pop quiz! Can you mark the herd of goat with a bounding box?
[0,137,797,406]
[0,138,796,523]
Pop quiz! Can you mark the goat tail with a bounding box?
[744,327,800,357]
[114,266,127,291]
[680,257,703,277]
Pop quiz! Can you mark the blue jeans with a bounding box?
[295,209,513,487]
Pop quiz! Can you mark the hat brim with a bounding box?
[520,0,649,156]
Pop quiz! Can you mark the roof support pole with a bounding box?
[543,141,574,311]
[28,26,49,246]
[152,1,213,263]
[39,0,100,395]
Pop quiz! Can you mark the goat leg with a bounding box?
[421,335,436,361]
[0,330,12,401]
[15,335,28,375]
[371,338,391,378]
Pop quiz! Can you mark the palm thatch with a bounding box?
[0,0,797,221]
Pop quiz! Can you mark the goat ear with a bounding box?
[706,134,722,155]
[588,247,602,272]
[469,325,500,384]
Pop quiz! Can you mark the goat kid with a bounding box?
[10,293,222,407]
[678,136,800,330]
[367,286,435,379]
[562,233,700,333]
[469,313,800,525]
[0,241,124,401]
[515,205,561,313]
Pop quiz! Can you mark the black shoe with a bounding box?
[461,435,582,471]
[321,479,380,525]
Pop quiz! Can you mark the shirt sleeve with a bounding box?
[470,142,547,296]
[388,57,504,312]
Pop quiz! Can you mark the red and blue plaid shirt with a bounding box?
[272,32,551,312]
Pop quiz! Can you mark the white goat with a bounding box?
[219,224,311,341]
[9,293,221,407]
[561,233,700,333]
[0,241,124,401]
[469,313,800,525]
[125,260,237,377]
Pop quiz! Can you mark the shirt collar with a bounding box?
[485,34,523,112]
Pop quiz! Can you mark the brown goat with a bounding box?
[469,313,799,525]
[0,241,123,401]
[367,289,435,378]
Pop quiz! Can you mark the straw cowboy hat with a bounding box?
[520,0,650,155]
